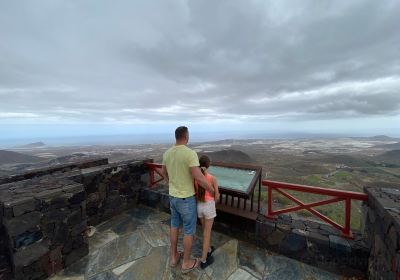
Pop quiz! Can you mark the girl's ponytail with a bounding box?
[196,155,211,202]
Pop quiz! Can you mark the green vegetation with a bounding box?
[334,171,352,180]
[304,175,335,187]
[305,175,321,185]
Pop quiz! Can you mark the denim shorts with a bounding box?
[170,195,197,235]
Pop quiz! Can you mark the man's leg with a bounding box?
[180,196,199,270]
[170,227,180,264]
[182,234,195,268]
[169,198,182,265]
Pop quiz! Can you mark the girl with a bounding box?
[196,155,220,269]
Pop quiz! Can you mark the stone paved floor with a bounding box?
[50,205,345,280]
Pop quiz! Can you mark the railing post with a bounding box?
[251,190,254,212]
[144,160,154,187]
[258,175,261,213]
[149,168,155,187]
[342,198,353,239]
[266,184,275,219]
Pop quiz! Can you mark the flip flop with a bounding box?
[181,258,199,274]
[170,251,183,267]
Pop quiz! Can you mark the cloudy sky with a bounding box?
[1,0,399,141]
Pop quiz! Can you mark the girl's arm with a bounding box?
[212,176,220,202]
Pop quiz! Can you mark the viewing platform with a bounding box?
[49,204,343,280]
[0,158,398,279]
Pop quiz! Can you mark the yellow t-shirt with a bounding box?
[162,145,199,198]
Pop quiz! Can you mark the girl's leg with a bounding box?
[201,218,214,262]
[200,217,205,227]
[199,216,205,259]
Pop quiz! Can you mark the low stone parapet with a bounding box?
[0,157,108,185]
[0,158,148,279]
[364,186,400,279]
[70,160,147,226]
[0,176,87,279]
[255,214,368,276]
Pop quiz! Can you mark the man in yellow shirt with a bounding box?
[162,126,214,273]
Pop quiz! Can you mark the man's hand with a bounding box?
[191,166,214,195]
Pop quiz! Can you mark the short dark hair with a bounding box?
[175,126,188,140]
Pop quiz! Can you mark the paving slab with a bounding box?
[88,271,118,280]
[238,241,266,279]
[139,223,170,247]
[48,256,88,279]
[95,213,144,235]
[49,276,84,280]
[228,268,259,280]
[205,239,238,280]
[263,256,305,280]
[263,255,341,280]
[118,246,169,280]
[302,263,341,280]
[88,229,119,251]
[86,231,152,277]
[125,205,170,224]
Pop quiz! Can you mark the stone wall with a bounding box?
[364,186,400,280]
[0,225,12,280]
[70,160,147,226]
[0,176,87,279]
[0,158,148,280]
[0,158,108,185]
[255,214,368,276]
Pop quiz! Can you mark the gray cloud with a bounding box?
[0,0,399,126]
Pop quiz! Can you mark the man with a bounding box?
[162,126,214,273]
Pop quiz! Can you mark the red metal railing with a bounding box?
[144,162,368,239]
[262,180,368,239]
[145,162,164,187]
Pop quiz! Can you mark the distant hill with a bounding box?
[199,149,254,164]
[375,150,400,164]
[0,150,43,164]
[351,135,399,141]
[370,135,397,141]
[15,142,46,148]
[46,153,106,166]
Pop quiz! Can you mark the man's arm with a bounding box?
[191,166,214,196]
[161,165,169,183]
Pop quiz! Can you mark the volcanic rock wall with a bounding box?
[364,186,400,280]
[0,158,147,280]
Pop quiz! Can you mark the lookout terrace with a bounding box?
[0,158,399,280]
